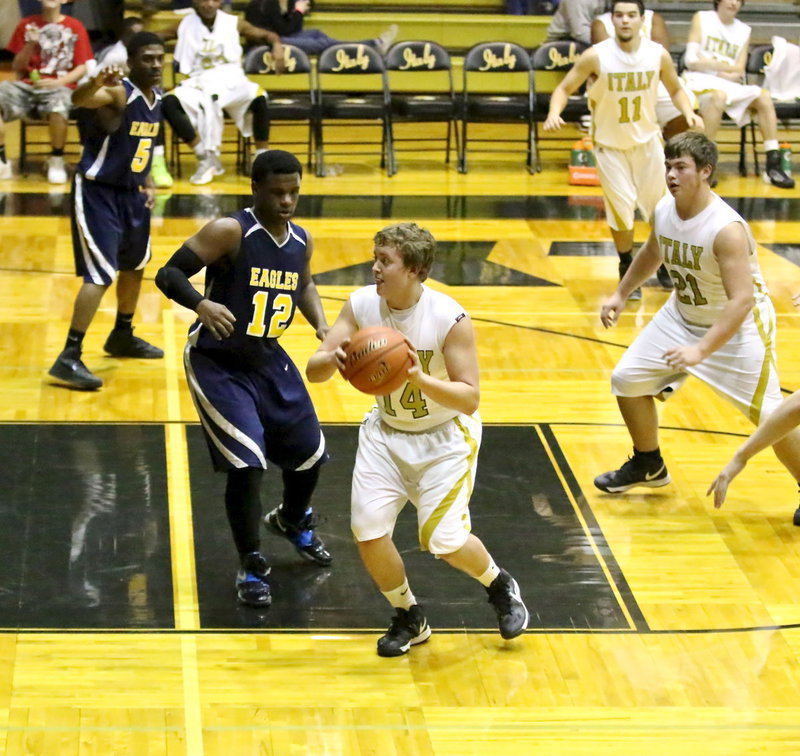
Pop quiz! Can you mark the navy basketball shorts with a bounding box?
[71,174,152,285]
[184,343,328,473]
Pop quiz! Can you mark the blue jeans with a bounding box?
[282,29,376,56]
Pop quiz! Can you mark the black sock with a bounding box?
[633,447,662,464]
[225,467,264,557]
[617,249,633,261]
[114,312,134,332]
[0,146,6,163]
[51,147,64,157]
[64,328,85,355]
[281,466,320,524]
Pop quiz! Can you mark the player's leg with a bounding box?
[220,80,269,170]
[150,120,173,188]
[416,414,528,640]
[184,347,273,605]
[246,93,270,155]
[49,176,124,389]
[594,147,642,301]
[594,305,685,492]
[105,189,163,358]
[162,89,217,185]
[633,139,672,290]
[351,410,427,657]
[751,92,795,189]
[0,81,30,178]
[697,90,726,139]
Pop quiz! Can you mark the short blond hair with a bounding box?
[373,222,436,282]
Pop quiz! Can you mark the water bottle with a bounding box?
[779,142,792,176]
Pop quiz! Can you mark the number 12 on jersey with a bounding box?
[246,291,294,338]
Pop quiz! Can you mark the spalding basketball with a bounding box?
[342,326,412,395]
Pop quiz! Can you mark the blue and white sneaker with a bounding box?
[235,551,272,607]
[264,506,332,566]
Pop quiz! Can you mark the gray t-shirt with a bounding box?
[546,0,606,45]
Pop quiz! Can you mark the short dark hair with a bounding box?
[251,150,303,183]
[714,0,744,8]
[664,131,718,179]
[373,222,436,281]
[126,31,164,60]
[611,0,645,15]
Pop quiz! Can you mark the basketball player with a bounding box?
[594,131,800,516]
[306,222,529,657]
[155,150,331,608]
[48,32,166,391]
[683,0,794,189]
[162,0,279,185]
[544,0,703,301]
[591,7,694,141]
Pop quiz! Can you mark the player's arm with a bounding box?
[708,389,800,508]
[306,300,359,382]
[590,19,609,45]
[660,49,704,130]
[651,12,670,48]
[72,65,126,109]
[684,13,737,75]
[407,315,480,415]
[600,229,663,327]
[237,17,286,73]
[543,50,598,131]
[664,221,754,369]
[155,218,242,341]
[296,234,329,341]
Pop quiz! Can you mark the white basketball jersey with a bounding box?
[349,284,468,432]
[654,193,768,327]
[596,10,654,40]
[175,10,243,77]
[695,10,751,66]
[588,38,662,149]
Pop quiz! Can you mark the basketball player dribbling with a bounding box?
[306,222,529,657]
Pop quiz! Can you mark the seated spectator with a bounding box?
[244,0,398,56]
[683,0,793,188]
[0,0,92,183]
[163,0,279,185]
[591,7,695,140]
[547,0,605,46]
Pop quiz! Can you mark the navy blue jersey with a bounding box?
[189,209,309,366]
[77,78,161,189]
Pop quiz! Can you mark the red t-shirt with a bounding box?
[7,15,92,88]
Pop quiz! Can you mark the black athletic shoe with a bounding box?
[377,605,431,657]
[48,351,103,390]
[763,150,795,189]
[486,569,529,640]
[656,264,673,290]
[104,329,164,359]
[594,455,671,493]
[793,506,800,527]
[264,506,332,566]
[235,551,272,607]
[618,256,642,301]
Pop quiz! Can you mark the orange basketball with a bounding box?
[342,326,412,396]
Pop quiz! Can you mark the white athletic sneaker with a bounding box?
[0,159,11,180]
[212,153,225,176]
[46,155,67,184]
[375,24,399,55]
[190,154,217,185]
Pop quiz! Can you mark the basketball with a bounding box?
[342,326,412,395]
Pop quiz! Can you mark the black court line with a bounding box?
[7,192,800,220]
[188,424,639,633]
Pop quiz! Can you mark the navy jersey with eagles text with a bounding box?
[189,209,309,365]
[77,78,161,188]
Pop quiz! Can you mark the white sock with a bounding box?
[382,578,416,610]
[193,143,206,159]
[476,558,500,588]
[154,144,165,157]
[764,139,779,153]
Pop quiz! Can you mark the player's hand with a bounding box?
[315,324,329,341]
[686,112,704,131]
[404,345,423,386]
[295,0,311,13]
[663,344,704,369]
[196,300,236,340]
[334,338,350,375]
[600,292,625,328]
[273,47,287,74]
[97,64,124,88]
[542,113,565,132]
[706,454,746,509]
[141,185,156,209]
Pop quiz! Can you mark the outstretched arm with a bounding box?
[543,50,599,131]
[306,300,359,382]
[296,234,328,341]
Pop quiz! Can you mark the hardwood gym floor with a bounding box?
[2,131,800,753]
